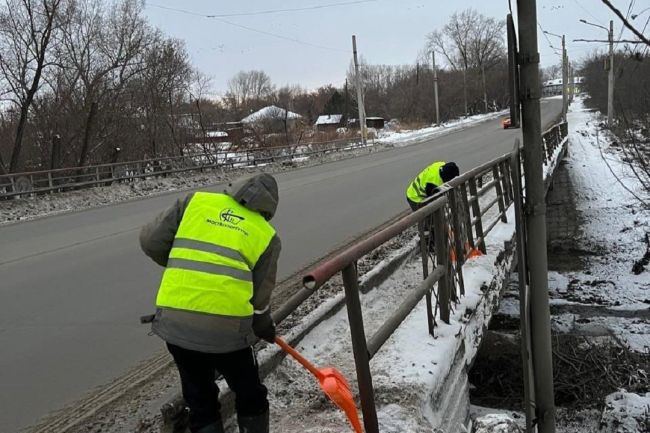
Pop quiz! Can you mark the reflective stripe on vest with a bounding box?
[156,192,276,317]
[406,161,446,203]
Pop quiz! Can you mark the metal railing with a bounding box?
[0,137,366,199]
[281,122,568,432]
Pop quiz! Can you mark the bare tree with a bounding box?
[427,9,479,115]
[0,0,63,173]
[59,0,150,166]
[225,70,274,118]
[426,9,505,115]
[469,15,505,112]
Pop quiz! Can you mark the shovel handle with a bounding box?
[274,337,322,379]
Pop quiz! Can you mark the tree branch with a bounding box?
[601,0,650,46]
[573,38,644,43]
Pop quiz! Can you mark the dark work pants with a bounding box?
[407,198,436,251]
[167,343,269,432]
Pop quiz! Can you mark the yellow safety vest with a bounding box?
[406,161,446,203]
[156,192,276,317]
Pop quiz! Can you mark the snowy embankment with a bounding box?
[0,110,506,226]
[495,96,649,432]
[377,110,508,147]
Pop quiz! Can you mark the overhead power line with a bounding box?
[572,0,605,25]
[538,22,563,57]
[147,1,376,18]
[216,18,351,53]
[146,2,358,53]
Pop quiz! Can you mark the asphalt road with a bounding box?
[0,99,562,432]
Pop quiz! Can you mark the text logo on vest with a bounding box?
[220,208,245,225]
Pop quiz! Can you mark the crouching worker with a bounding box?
[139,173,281,433]
[406,161,460,210]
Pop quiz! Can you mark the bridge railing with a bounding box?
[155,122,568,431]
[0,137,365,199]
[276,121,568,433]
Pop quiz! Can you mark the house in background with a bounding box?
[241,105,302,133]
[542,76,584,96]
[315,114,344,132]
[347,117,385,129]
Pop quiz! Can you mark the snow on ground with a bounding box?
[242,204,518,433]
[0,110,507,226]
[492,96,650,431]
[377,110,508,147]
[600,391,650,433]
[548,96,650,349]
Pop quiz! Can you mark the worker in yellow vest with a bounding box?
[140,173,281,433]
[406,161,459,210]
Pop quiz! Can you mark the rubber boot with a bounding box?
[237,410,269,433]
[195,420,225,433]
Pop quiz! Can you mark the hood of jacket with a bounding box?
[226,173,279,220]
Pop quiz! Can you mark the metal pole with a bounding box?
[433,208,450,324]
[509,140,536,432]
[516,1,556,432]
[432,51,440,125]
[341,263,378,433]
[607,20,614,128]
[419,222,435,335]
[352,35,367,146]
[562,35,567,120]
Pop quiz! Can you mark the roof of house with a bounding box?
[241,105,302,123]
[315,114,343,125]
[543,76,585,87]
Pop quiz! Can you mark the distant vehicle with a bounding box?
[501,117,512,129]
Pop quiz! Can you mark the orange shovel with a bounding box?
[275,337,363,433]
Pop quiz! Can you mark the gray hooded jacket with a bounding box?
[139,173,281,353]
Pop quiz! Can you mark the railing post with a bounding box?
[501,160,514,206]
[460,183,475,251]
[418,221,435,336]
[47,171,53,189]
[493,165,508,223]
[448,189,465,296]
[341,263,379,433]
[433,208,450,324]
[95,166,100,186]
[468,177,486,254]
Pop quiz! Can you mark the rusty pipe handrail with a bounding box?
[302,195,448,291]
[367,264,445,357]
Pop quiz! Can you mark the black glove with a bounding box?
[252,312,276,343]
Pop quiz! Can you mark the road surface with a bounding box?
[0,99,562,432]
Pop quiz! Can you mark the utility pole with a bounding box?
[516,1,556,432]
[352,35,367,146]
[578,18,615,127]
[344,78,349,122]
[607,19,614,128]
[568,61,574,102]
[432,51,440,125]
[562,34,568,120]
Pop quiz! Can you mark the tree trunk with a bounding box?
[50,134,61,170]
[0,148,7,175]
[284,110,289,146]
[463,68,469,116]
[7,1,59,173]
[9,105,31,172]
[78,101,98,167]
[482,65,489,113]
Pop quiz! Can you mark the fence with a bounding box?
[275,121,568,433]
[0,137,365,199]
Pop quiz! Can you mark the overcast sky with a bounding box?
[143,0,647,96]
